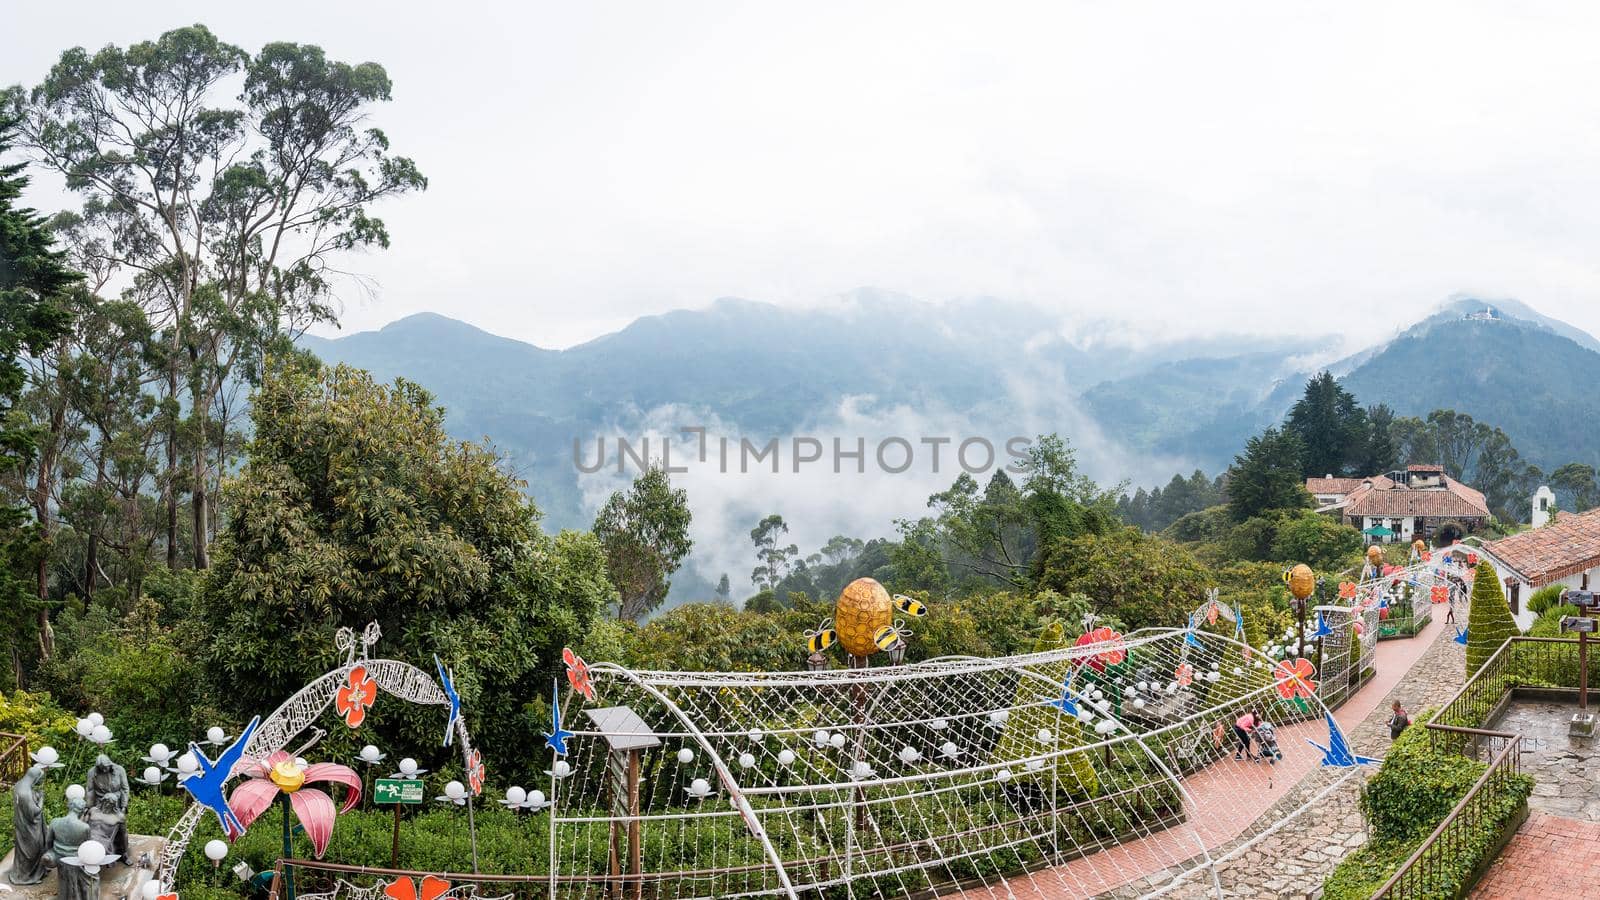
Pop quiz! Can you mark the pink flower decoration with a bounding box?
[1175,663,1193,687]
[228,751,361,858]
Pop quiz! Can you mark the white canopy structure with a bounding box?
[545,627,1369,899]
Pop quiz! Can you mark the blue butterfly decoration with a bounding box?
[1184,614,1203,648]
[1048,667,1081,718]
[1313,611,1333,639]
[435,654,463,747]
[1234,606,1246,640]
[181,715,262,839]
[1454,626,1469,645]
[1307,712,1381,767]
[544,679,574,756]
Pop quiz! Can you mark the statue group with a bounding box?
[7,755,130,900]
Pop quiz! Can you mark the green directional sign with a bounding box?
[374,778,425,805]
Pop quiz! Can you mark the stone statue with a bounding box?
[55,857,98,900]
[7,764,49,885]
[85,755,128,817]
[47,797,91,866]
[84,792,128,861]
[84,755,129,860]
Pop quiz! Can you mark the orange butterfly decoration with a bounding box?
[1273,658,1317,701]
[335,665,377,729]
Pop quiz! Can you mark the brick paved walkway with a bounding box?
[953,611,1464,898]
[1470,813,1600,898]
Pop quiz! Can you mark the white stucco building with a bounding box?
[1479,505,1600,630]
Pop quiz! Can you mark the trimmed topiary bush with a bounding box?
[1466,562,1519,677]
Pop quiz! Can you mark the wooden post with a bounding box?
[628,749,643,900]
[1581,627,1589,716]
[390,802,401,869]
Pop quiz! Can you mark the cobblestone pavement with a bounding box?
[1470,813,1600,898]
[1487,699,1600,821]
[1159,621,1467,899]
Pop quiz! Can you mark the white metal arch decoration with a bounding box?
[543,626,1371,899]
[153,624,479,888]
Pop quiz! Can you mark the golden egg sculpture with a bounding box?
[835,577,894,658]
[1286,563,1316,601]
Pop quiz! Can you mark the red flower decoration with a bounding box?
[335,665,377,729]
[1074,627,1126,671]
[1175,663,1194,687]
[1430,585,1449,604]
[1421,550,1432,562]
[1205,601,1220,625]
[563,647,596,702]
[1274,657,1317,701]
[385,876,451,900]
[157,893,178,900]
[1338,581,1357,600]
[466,749,485,796]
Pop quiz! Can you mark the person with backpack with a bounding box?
[1389,700,1411,740]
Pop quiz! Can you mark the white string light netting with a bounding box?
[545,628,1366,899]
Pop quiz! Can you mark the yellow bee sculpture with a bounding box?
[805,619,838,654]
[892,594,927,617]
[873,620,914,653]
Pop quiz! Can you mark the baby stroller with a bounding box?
[1254,721,1282,765]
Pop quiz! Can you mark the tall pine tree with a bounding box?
[1225,427,1311,523]
[1285,372,1369,478]
[0,115,76,681]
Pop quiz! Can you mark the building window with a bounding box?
[1508,581,1520,615]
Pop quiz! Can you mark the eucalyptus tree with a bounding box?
[593,463,693,621]
[7,24,426,568]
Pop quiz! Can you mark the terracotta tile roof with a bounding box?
[1483,507,1600,587]
[1306,475,1396,497]
[1342,476,1491,520]
[1306,477,1364,495]
[1408,464,1444,473]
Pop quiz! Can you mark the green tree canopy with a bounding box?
[12,24,426,568]
[1285,372,1368,478]
[593,463,692,621]
[0,115,76,681]
[1225,427,1312,523]
[1037,527,1210,630]
[194,363,612,778]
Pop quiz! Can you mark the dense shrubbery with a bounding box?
[1322,710,1533,899]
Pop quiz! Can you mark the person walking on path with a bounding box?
[1233,709,1260,760]
[1389,700,1411,740]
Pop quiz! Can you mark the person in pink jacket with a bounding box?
[1233,709,1261,760]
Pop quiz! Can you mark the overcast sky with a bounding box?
[10,2,1600,349]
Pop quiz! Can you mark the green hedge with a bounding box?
[1322,710,1533,899]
